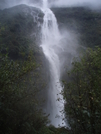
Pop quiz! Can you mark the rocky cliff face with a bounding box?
[52,7,101,48]
[0,4,44,59]
[0,4,50,92]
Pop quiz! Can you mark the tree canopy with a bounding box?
[64,47,101,134]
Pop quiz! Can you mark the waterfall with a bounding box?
[41,0,65,127]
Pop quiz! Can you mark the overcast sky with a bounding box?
[0,0,101,9]
[50,0,101,8]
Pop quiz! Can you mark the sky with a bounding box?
[0,0,101,9]
[50,0,101,8]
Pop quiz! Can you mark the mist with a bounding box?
[50,0,101,9]
[0,0,101,9]
[0,0,41,9]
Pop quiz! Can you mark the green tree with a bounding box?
[64,47,101,134]
[0,53,49,134]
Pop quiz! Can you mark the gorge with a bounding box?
[0,0,101,133]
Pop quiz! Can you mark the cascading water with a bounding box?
[41,0,65,127]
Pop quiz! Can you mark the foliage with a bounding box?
[0,52,68,134]
[38,126,69,134]
[63,47,101,134]
[0,53,49,134]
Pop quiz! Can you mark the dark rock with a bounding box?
[0,4,44,60]
[52,7,101,48]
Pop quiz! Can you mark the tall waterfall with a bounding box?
[41,0,65,127]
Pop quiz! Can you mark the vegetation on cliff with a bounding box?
[64,47,101,134]
[52,7,101,48]
[0,4,50,134]
[0,4,101,134]
[0,4,43,60]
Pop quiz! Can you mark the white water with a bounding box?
[41,0,65,127]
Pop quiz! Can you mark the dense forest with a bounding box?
[0,4,101,134]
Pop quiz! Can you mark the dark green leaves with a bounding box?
[64,47,101,134]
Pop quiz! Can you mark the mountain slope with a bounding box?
[0,4,43,59]
[52,7,101,47]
